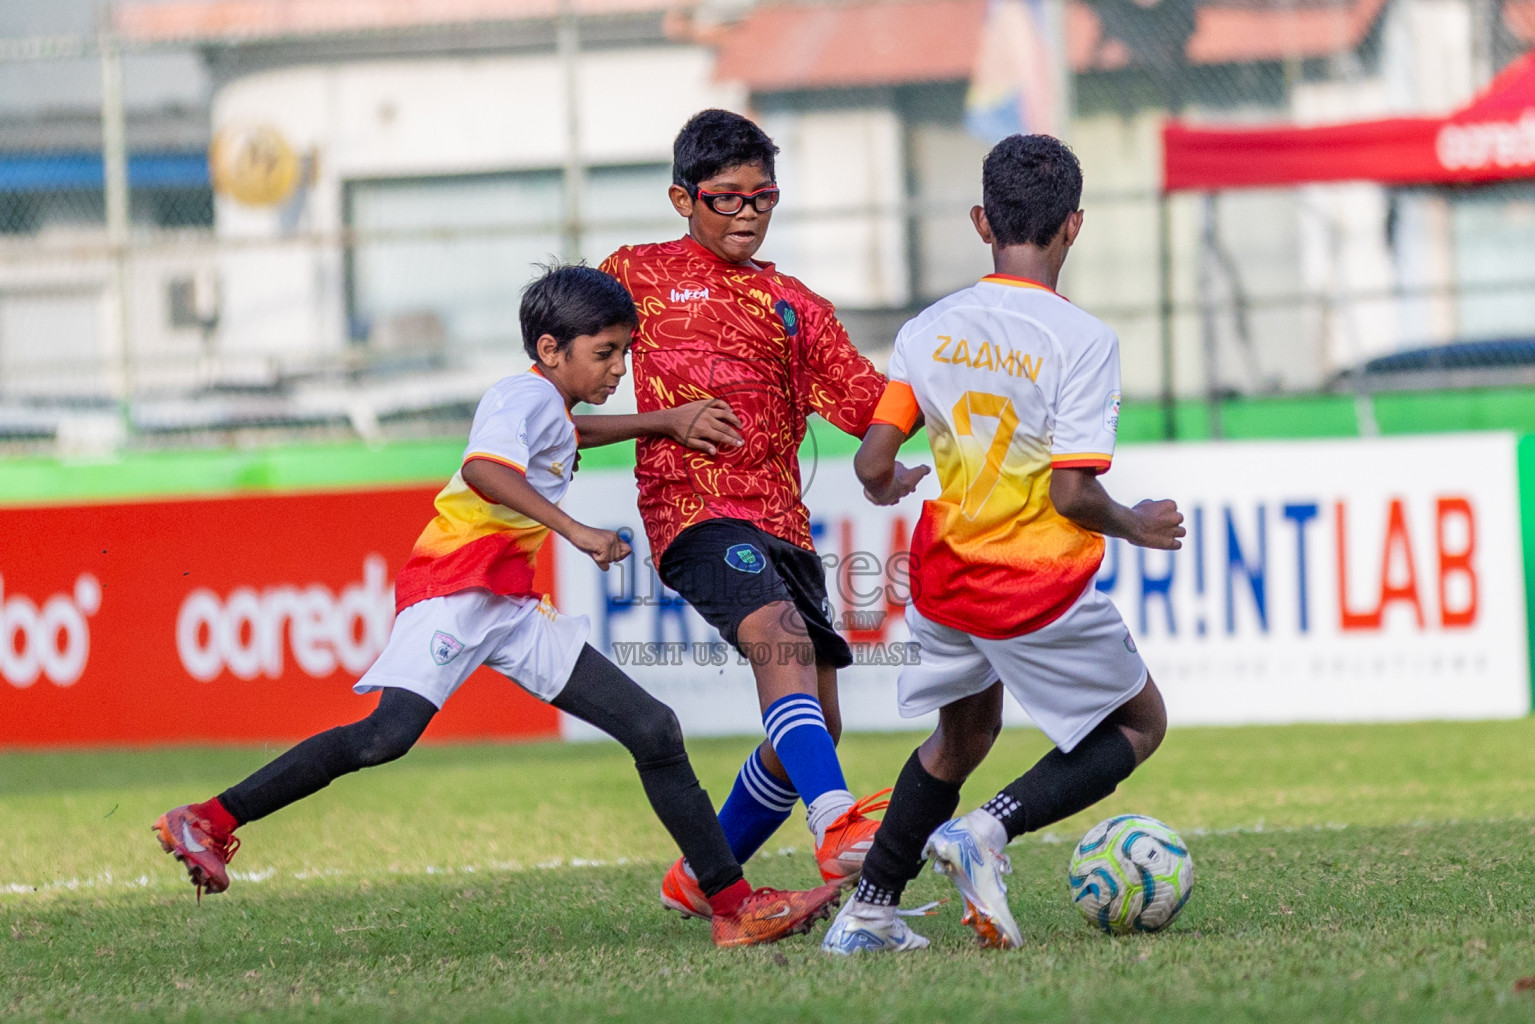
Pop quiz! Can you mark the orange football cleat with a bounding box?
[660,857,714,920]
[710,883,842,948]
[152,805,240,901]
[814,789,892,886]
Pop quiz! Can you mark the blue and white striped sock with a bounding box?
[716,748,798,864]
[763,693,853,841]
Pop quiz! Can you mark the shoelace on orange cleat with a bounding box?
[848,788,893,818]
[209,831,241,864]
[192,827,240,905]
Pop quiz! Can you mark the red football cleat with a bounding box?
[660,857,714,920]
[815,789,892,886]
[710,883,842,948]
[152,805,240,901]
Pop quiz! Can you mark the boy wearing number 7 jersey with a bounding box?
[822,135,1185,953]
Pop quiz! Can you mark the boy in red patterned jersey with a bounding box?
[601,110,898,920]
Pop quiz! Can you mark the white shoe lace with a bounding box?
[896,900,944,917]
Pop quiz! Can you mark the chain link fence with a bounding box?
[0,0,1531,454]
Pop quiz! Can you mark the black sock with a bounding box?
[854,749,962,906]
[980,721,1137,842]
[551,645,743,898]
[218,687,437,824]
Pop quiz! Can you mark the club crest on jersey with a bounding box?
[774,299,799,337]
[724,544,766,574]
[430,631,465,666]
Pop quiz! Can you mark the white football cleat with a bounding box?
[821,898,930,955]
[924,814,1023,949]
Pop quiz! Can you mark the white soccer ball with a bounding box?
[1067,814,1194,934]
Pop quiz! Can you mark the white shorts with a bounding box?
[898,586,1147,753]
[355,590,590,708]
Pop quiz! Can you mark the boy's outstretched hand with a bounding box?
[1129,498,1185,550]
[665,399,744,456]
[863,461,931,506]
[568,524,632,570]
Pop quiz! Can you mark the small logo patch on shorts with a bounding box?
[1123,633,1138,653]
[724,543,766,574]
[430,630,465,666]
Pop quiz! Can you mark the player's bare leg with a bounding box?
[739,600,820,709]
[1103,675,1166,765]
[917,681,1004,784]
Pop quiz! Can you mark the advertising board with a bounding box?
[2,434,1527,746]
[0,488,560,746]
[556,433,1531,737]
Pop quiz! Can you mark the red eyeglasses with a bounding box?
[696,186,781,216]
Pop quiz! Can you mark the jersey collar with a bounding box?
[980,273,1068,301]
[682,233,774,273]
[527,365,577,425]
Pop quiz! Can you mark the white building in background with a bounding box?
[117,0,751,418]
[44,0,1531,444]
[208,47,744,393]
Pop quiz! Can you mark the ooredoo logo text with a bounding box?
[0,573,102,688]
[176,556,394,681]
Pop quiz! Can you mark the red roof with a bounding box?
[712,0,1394,91]
[711,0,985,91]
[116,0,686,43]
[1184,0,1389,66]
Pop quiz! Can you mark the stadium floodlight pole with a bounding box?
[98,9,132,446]
[557,0,585,261]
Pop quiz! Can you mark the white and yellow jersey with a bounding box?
[872,273,1121,639]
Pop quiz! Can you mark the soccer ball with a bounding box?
[1067,814,1194,934]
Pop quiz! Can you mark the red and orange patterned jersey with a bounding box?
[601,236,886,559]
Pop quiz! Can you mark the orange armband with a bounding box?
[870,381,919,433]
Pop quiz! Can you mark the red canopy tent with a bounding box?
[1162,50,1535,191]
[1149,53,1535,438]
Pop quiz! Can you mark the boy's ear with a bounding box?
[970,205,993,245]
[1062,209,1084,248]
[668,184,694,219]
[535,333,563,367]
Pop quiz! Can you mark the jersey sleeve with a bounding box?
[799,302,888,438]
[1049,328,1121,473]
[597,249,626,285]
[462,379,555,474]
[869,331,919,433]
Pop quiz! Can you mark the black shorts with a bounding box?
[658,518,854,669]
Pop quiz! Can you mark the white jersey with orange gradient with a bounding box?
[872,273,1122,639]
[393,368,578,613]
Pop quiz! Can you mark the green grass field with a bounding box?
[5,721,1535,1023]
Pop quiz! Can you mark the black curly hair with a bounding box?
[981,134,1083,248]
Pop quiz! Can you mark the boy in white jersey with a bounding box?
[153,265,841,948]
[823,135,1185,954]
